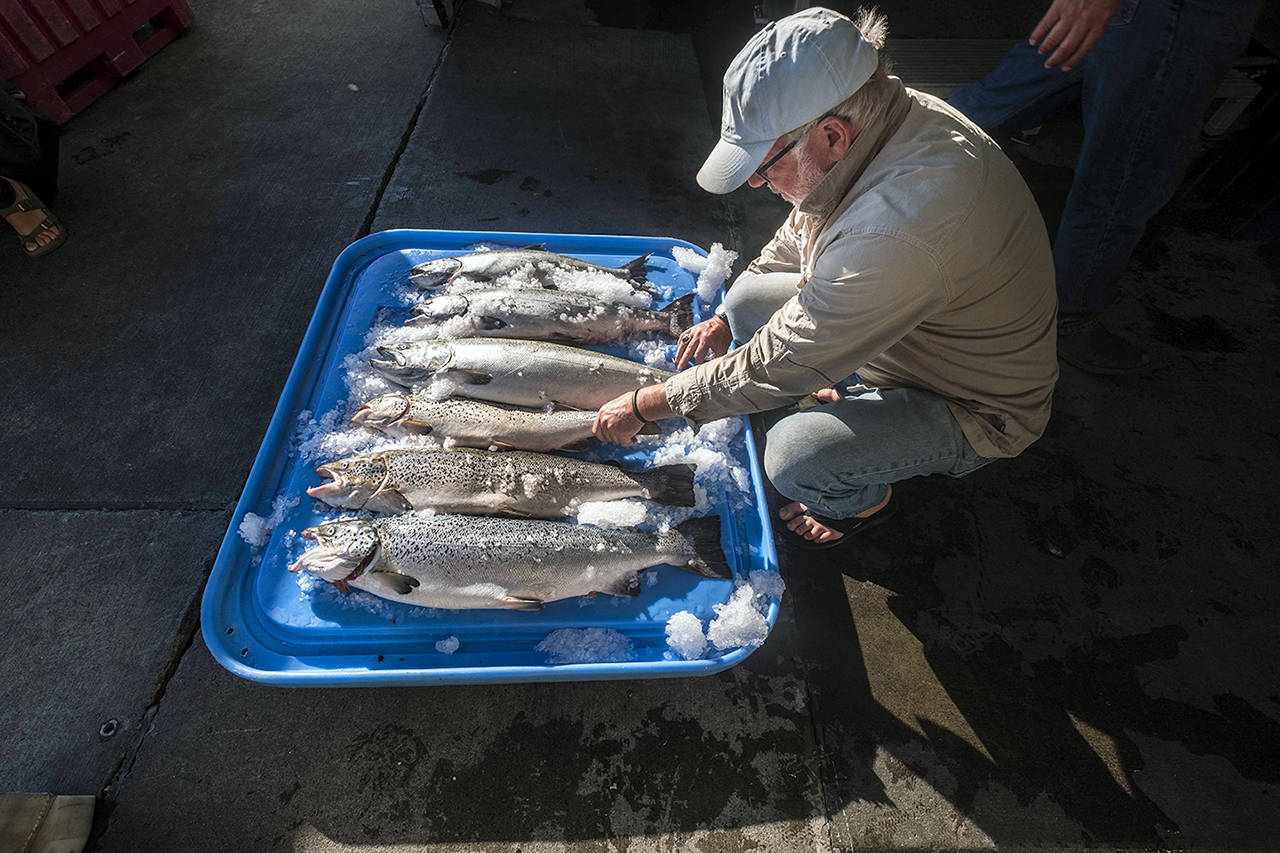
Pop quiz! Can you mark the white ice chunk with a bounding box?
[536,627,635,664]
[707,584,770,651]
[748,569,786,600]
[576,500,648,529]
[435,635,460,655]
[673,242,738,305]
[238,494,300,550]
[665,610,708,660]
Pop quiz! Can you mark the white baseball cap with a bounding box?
[697,7,879,194]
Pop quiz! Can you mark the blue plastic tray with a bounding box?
[201,229,780,686]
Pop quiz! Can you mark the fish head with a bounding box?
[370,342,454,386]
[289,520,380,582]
[305,454,390,509]
[351,395,413,432]
[408,258,463,290]
[406,294,469,327]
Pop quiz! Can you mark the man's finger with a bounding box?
[676,340,692,369]
[1059,30,1104,70]
[1038,17,1072,55]
[1043,24,1087,68]
[1028,8,1059,45]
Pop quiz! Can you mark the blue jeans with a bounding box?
[947,0,1263,331]
[724,272,994,518]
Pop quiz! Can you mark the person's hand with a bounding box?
[675,315,732,369]
[1029,0,1123,71]
[592,391,645,446]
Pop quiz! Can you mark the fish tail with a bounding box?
[671,516,731,579]
[622,252,654,282]
[634,463,697,507]
[659,293,696,338]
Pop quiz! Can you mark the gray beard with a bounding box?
[788,143,829,208]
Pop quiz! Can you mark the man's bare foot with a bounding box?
[1,177,65,256]
[778,486,893,544]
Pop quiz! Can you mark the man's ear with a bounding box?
[819,116,856,164]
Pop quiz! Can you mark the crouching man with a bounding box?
[593,7,1058,549]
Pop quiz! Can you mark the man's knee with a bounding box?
[721,274,759,341]
[722,271,801,341]
[763,414,833,495]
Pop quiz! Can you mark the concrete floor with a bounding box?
[1,0,1278,850]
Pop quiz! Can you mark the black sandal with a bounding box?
[780,500,898,551]
[1,178,66,258]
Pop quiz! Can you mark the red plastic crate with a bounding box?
[0,0,193,123]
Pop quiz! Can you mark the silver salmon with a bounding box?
[406,290,694,344]
[351,395,657,450]
[289,513,729,609]
[409,246,656,293]
[369,338,674,410]
[305,447,696,516]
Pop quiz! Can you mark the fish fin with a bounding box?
[454,369,493,385]
[398,419,434,435]
[546,332,582,344]
[659,293,696,338]
[368,571,420,595]
[622,252,654,282]
[518,243,547,251]
[599,573,643,598]
[476,316,509,331]
[559,439,592,451]
[500,595,544,611]
[637,422,662,436]
[471,272,493,282]
[367,487,413,513]
[672,516,731,579]
[634,463,697,507]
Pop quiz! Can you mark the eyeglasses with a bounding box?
[753,137,799,185]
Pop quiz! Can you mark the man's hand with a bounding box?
[1029,0,1122,71]
[592,384,674,446]
[592,391,646,446]
[675,315,733,369]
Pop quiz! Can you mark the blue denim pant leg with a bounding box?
[721,271,802,342]
[1056,0,1263,328]
[950,0,1263,331]
[762,386,993,518]
[947,42,1084,134]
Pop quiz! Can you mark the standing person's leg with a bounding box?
[1054,0,1264,370]
[947,42,1084,134]
[762,386,994,548]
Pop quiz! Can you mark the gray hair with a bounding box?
[785,8,895,141]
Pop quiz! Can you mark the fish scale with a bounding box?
[308,447,696,517]
[370,338,675,410]
[289,512,730,610]
[407,289,694,344]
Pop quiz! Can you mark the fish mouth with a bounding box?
[408,260,462,290]
[374,346,408,367]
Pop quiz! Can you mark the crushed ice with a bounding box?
[277,242,782,657]
[536,627,635,664]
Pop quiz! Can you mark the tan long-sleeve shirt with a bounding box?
[665,85,1058,458]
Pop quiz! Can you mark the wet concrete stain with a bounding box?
[1143,304,1244,352]
[458,168,515,185]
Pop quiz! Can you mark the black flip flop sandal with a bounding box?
[780,499,899,551]
[1,178,66,258]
